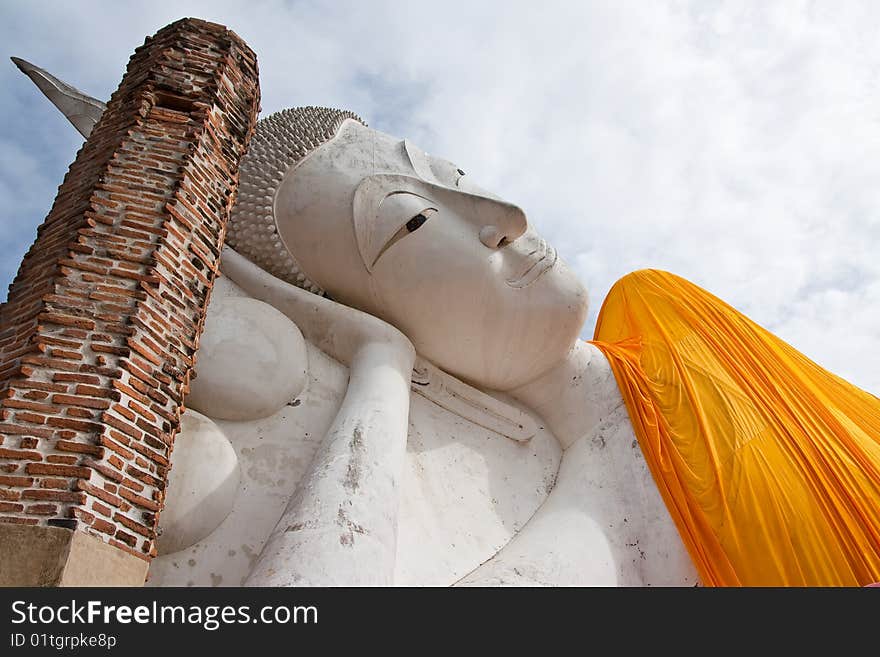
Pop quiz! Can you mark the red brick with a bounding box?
[84,458,124,483]
[101,411,142,439]
[46,455,79,465]
[37,312,96,330]
[51,394,111,410]
[115,511,152,539]
[59,328,88,340]
[118,486,160,512]
[105,431,130,448]
[14,380,66,393]
[76,480,123,508]
[49,348,84,361]
[98,435,134,460]
[74,384,120,400]
[0,447,43,461]
[113,528,138,546]
[25,463,92,478]
[16,413,46,426]
[0,516,38,525]
[111,403,137,422]
[3,399,56,414]
[109,539,150,562]
[21,489,86,503]
[0,476,33,487]
[53,372,100,385]
[111,379,151,405]
[39,478,71,490]
[125,465,162,488]
[55,439,104,457]
[91,518,116,535]
[65,407,95,419]
[0,423,53,439]
[45,416,102,433]
[121,477,145,493]
[71,507,95,525]
[25,503,58,515]
[126,438,169,467]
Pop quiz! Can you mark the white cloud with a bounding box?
[1,0,877,394]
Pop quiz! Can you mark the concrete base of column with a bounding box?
[0,525,148,586]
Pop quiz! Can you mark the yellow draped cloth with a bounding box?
[590,269,880,586]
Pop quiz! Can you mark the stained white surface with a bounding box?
[456,401,698,586]
[149,278,694,587]
[148,275,564,587]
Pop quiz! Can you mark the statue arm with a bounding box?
[220,246,416,585]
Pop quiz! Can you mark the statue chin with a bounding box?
[398,255,590,392]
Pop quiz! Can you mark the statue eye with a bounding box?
[368,204,437,269]
[406,213,429,232]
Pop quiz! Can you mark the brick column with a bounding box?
[0,18,260,585]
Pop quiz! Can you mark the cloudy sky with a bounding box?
[1,1,878,394]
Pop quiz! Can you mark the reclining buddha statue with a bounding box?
[15,58,880,587]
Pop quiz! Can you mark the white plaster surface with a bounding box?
[456,403,699,586]
[148,275,563,587]
[147,345,347,586]
[245,338,415,587]
[219,248,418,586]
[457,343,698,586]
[148,265,696,588]
[148,278,697,586]
[395,393,560,586]
[150,281,694,587]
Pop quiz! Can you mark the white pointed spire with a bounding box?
[11,56,106,139]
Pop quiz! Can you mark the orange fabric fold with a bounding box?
[591,269,880,586]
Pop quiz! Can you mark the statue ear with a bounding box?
[11,56,106,139]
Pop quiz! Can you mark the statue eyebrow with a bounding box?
[403,139,435,182]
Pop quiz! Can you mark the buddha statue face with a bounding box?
[269,119,588,391]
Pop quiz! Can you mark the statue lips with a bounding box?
[506,238,558,288]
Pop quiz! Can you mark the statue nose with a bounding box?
[478,204,528,249]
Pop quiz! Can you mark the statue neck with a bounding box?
[508,341,623,450]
